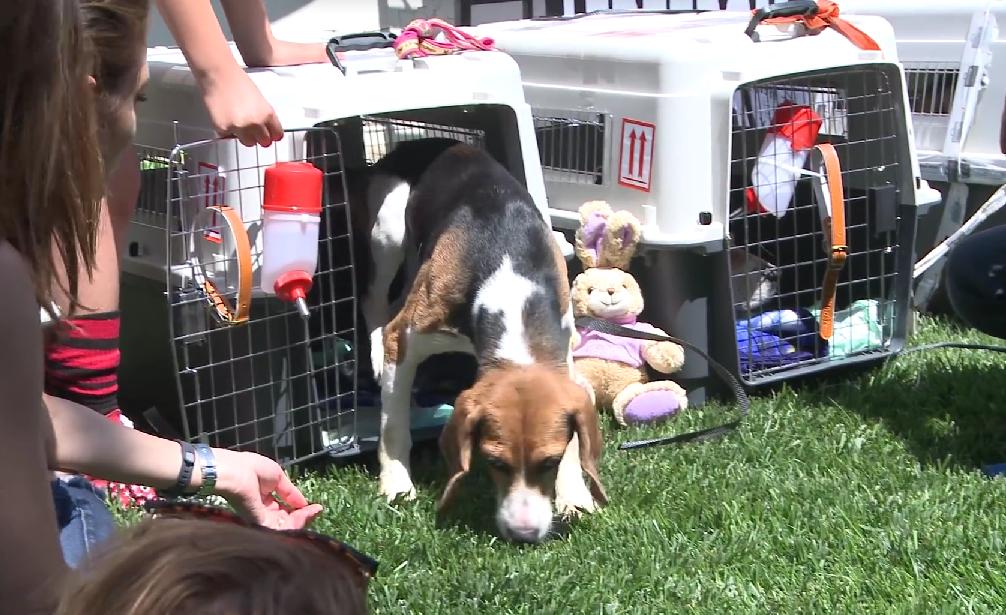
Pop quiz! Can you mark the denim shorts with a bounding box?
[50,475,117,568]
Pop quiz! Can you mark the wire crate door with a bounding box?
[728,67,912,386]
[164,127,360,466]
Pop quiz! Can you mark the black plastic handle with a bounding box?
[744,0,819,40]
[327,31,397,54]
[326,30,398,75]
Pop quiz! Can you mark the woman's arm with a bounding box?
[154,0,282,147]
[44,394,322,529]
[44,394,190,491]
[219,0,328,67]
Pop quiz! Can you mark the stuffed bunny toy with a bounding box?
[570,201,689,426]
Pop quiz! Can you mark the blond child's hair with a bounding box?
[57,517,370,615]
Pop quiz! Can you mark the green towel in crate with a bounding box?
[810,299,893,358]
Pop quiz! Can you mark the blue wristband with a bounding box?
[160,439,196,498]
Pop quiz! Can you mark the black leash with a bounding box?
[576,316,1006,453]
[575,316,750,451]
[892,341,1006,357]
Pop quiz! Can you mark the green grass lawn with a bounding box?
[127,316,1006,613]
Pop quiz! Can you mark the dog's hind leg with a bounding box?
[363,175,410,381]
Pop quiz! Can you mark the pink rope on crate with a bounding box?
[393,18,495,60]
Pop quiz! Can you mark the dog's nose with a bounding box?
[498,489,552,544]
[607,288,615,296]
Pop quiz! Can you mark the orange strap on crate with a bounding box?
[759,0,881,52]
[195,205,252,326]
[814,143,847,342]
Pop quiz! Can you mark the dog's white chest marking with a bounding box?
[472,255,539,365]
[367,177,410,246]
[363,175,411,380]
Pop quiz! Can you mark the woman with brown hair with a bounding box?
[47,2,160,560]
[0,2,323,612]
[44,0,330,511]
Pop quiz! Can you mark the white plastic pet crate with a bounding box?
[473,9,928,402]
[837,1,1006,310]
[838,0,1006,184]
[118,41,549,464]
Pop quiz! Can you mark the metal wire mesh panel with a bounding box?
[728,67,907,385]
[161,127,357,465]
[903,62,959,117]
[135,144,177,224]
[533,109,607,185]
[360,116,485,165]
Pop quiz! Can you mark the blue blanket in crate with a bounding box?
[736,308,828,373]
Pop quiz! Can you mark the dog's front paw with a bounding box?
[378,466,417,503]
[554,474,598,519]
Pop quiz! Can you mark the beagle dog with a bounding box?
[361,138,607,543]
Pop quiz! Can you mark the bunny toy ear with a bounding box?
[597,210,642,270]
[575,201,614,269]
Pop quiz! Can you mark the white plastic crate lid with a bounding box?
[144,43,531,130]
[471,11,899,91]
[838,0,1006,46]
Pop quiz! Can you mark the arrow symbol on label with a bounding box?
[637,131,647,178]
[628,130,637,178]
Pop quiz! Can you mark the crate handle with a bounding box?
[743,0,818,40]
[327,31,397,54]
[326,31,398,74]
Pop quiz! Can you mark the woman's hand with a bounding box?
[198,67,283,148]
[155,0,284,148]
[212,448,323,530]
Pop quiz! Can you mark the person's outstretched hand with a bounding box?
[199,66,283,148]
[213,448,323,530]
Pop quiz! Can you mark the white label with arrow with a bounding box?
[618,118,655,192]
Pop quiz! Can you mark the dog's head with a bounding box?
[437,364,607,543]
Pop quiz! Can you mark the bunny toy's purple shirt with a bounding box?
[572,315,663,369]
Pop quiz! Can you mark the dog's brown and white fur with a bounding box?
[361,139,606,543]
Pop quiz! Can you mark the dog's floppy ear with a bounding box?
[567,384,608,506]
[437,388,483,513]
